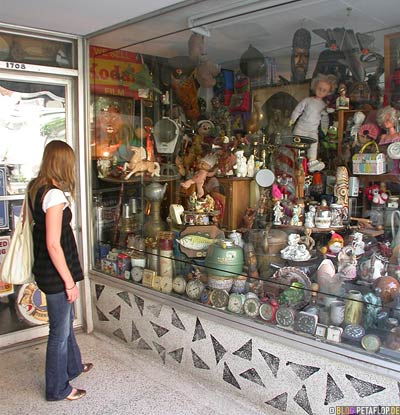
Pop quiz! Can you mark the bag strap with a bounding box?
[22,188,32,227]
[359,140,379,154]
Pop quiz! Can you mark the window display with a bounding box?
[88,0,400,369]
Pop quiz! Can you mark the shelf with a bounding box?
[273,224,345,233]
[100,175,179,184]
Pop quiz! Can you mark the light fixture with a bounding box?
[187,0,302,37]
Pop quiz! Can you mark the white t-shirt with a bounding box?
[42,189,70,212]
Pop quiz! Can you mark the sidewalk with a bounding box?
[0,332,266,415]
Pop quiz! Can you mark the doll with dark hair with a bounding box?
[291,28,311,83]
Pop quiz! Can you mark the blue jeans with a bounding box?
[45,291,83,401]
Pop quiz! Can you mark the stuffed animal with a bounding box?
[366,184,388,205]
[195,54,220,88]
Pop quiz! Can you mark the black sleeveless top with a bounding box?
[31,185,83,294]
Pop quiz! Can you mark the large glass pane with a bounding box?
[0,79,65,335]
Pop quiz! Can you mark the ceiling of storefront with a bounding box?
[0,0,186,36]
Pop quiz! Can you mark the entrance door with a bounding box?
[0,72,82,348]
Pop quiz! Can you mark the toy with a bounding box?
[124,146,160,179]
[289,73,337,172]
[321,231,344,258]
[195,54,220,88]
[336,84,350,109]
[366,184,388,205]
[233,149,247,177]
[180,153,217,198]
[291,28,311,83]
[376,105,400,145]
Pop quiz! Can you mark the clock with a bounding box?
[361,334,381,353]
[152,275,163,291]
[275,306,296,328]
[243,298,260,318]
[185,279,205,301]
[315,323,328,338]
[259,299,279,323]
[160,276,173,294]
[227,293,244,314]
[142,269,156,288]
[343,324,365,342]
[172,276,187,294]
[200,288,211,304]
[210,289,230,309]
[294,311,318,335]
[326,326,343,343]
[131,266,144,283]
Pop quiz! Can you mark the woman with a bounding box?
[28,140,92,401]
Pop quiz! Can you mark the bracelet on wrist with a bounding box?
[66,284,76,290]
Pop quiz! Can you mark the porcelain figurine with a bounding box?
[351,232,365,256]
[337,246,357,280]
[363,292,382,329]
[273,200,284,225]
[304,205,316,228]
[234,149,248,177]
[280,233,311,261]
[247,154,255,177]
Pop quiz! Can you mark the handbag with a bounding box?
[352,140,387,175]
[0,190,34,284]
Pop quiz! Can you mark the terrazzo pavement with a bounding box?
[0,332,268,415]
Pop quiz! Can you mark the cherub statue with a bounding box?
[180,154,217,198]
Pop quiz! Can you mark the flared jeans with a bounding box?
[45,291,83,401]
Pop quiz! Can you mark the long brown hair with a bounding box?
[29,140,76,204]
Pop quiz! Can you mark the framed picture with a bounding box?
[384,32,400,108]
[252,81,310,139]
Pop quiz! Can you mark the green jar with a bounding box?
[205,239,244,278]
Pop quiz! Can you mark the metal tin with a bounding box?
[205,239,244,278]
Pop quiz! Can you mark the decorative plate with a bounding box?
[387,142,400,159]
[269,267,311,309]
[255,169,275,188]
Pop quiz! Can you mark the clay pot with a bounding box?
[373,276,400,305]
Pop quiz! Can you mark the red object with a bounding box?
[312,172,322,185]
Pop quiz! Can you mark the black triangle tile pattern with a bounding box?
[325,373,344,405]
[152,341,166,364]
[96,306,109,321]
[150,321,169,337]
[117,291,132,307]
[211,335,227,365]
[137,338,152,350]
[171,308,186,331]
[191,349,210,370]
[239,368,265,387]
[345,374,386,398]
[134,294,144,316]
[265,392,288,412]
[131,320,141,342]
[147,304,162,318]
[168,347,184,364]
[95,284,105,300]
[286,361,320,381]
[259,349,279,377]
[233,339,252,361]
[192,317,206,342]
[222,362,241,390]
[293,385,313,415]
[113,328,127,343]
[109,305,121,320]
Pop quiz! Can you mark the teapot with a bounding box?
[144,182,168,202]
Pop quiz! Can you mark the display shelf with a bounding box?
[273,224,345,233]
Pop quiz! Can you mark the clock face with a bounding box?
[172,276,187,294]
[142,269,156,288]
[152,275,163,291]
[361,334,381,353]
[243,298,260,318]
[228,294,244,314]
[294,311,318,335]
[275,307,295,327]
[326,326,343,343]
[160,276,173,294]
[131,266,144,283]
[210,289,229,309]
[185,279,204,300]
[343,324,365,341]
[259,303,276,322]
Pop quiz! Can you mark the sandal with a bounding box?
[82,363,94,373]
[65,388,86,401]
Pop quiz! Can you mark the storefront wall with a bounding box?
[92,278,399,413]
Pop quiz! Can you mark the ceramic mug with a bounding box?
[330,300,345,325]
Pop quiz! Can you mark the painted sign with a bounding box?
[89,46,142,98]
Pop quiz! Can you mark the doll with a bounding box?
[376,105,400,145]
[180,153,217,198]
[336,84,350,110]
[289,73,337,172]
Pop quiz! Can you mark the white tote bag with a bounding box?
[0,191,34,284]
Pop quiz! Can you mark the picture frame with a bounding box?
[384,32,400,108]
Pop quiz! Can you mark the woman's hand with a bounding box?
[65,284,79,303]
